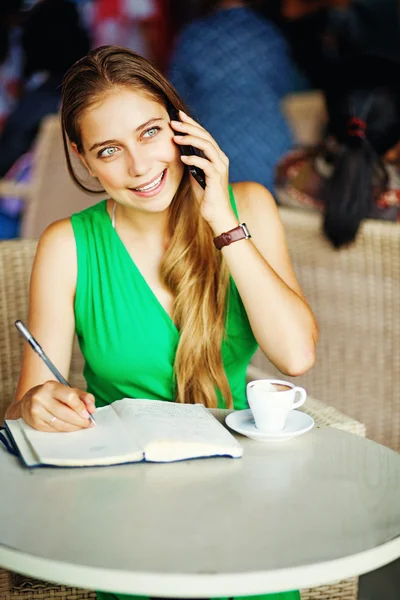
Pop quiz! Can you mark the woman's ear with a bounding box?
[70,142,95,177]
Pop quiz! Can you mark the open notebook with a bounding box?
[3,399,243,468]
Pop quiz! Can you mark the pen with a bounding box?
[14,320,96,425]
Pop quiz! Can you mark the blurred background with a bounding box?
[0,0,399,239]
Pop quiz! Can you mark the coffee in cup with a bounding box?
[269,383,292,392]
[246,379,307,433]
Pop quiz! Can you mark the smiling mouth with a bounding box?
[131,170,166,192]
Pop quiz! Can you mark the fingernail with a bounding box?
[174,135,183,140]
[81,408,90,419]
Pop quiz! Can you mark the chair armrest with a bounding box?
[303,395,366,437]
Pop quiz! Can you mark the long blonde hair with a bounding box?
[61,45,232,408]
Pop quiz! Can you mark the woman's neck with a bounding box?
[111,200,170,243]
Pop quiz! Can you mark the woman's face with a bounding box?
[76,87,184,214]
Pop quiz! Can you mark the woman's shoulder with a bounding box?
[231,181,276,214]
[38,200,106,249]
[230,181,281,232]
[32,217,77,294]
[37,218,76,262]
[39,217,74,245]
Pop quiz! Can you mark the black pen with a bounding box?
[14,320,96,425]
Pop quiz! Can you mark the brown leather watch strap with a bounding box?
[213,223,251,250]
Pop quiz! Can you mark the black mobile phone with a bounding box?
[168,106,206,189]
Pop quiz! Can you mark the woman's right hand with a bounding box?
[19,381,96,432]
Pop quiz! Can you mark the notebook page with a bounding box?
[17,404,143,466]
[113,399,243,462]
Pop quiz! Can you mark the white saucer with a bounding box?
[225,409,314,442]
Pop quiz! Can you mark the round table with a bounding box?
[1,413,400,597]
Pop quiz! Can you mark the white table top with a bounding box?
[1,411,400,597]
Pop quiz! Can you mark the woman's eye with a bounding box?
[142,126,161,139]
[99,146,118,158]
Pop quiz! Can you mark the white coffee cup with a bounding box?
[246,379,307,433]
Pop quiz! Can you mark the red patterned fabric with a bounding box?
[89,0,171,71]
[275,149,400,222]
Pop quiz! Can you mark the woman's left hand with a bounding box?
[171,110,237,232]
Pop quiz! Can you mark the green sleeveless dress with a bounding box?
[71,187,300,600]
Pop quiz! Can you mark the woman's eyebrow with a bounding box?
[88,118,165,152]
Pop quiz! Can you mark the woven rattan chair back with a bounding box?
[19,114,98,239]
[251,207,400,451]
[0,239,85,424]
[281,90,327,146]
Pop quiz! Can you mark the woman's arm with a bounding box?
[5,219,94,430]
[224,181,318,376]
[171,111,317,376]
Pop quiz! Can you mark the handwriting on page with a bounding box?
[116,400,210,421]
[114,399,232,446]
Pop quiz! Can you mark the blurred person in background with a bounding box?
[82,0,173,72]
[255,0,400,88]
[168,0,296,192]
[0,0,24,132]
[0,0,91,239]
[275,55,400,248]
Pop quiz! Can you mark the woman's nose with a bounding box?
[126,149,150,178]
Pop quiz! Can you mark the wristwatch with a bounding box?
[213,223,251,250]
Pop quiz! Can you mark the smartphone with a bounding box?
[168,106,206,189]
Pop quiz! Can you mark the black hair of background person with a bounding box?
[0,0,91,177]
[321,55,400,248]
[0,0,24,65]
[169,0,200,36]
[251,0,363,88]
[21,0,91,78]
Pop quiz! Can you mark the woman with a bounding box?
[5,45,317,600]
[276,55,400,248]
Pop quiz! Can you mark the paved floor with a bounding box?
[358,557,400,600]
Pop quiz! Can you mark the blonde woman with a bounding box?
[5,45,317,600]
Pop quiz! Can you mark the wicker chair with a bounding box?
[251,207,400,452]
[281,90,327,147]
[0,239,365,600]
[0,114,98,239]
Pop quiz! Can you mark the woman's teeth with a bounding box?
[134,171,164,192]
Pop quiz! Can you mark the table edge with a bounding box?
[1,536,400,596]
